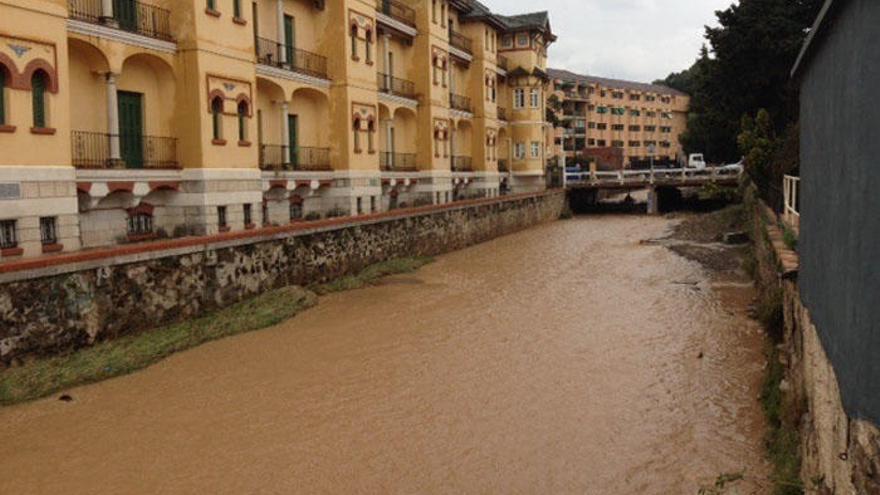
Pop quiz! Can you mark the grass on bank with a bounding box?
[0,257,433,406]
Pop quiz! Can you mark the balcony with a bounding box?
[375,0,416,27]
[71,131,178,169]
[448,29,473,54]
[497,107,508,121]
[377,73,417,99]
[260,144,331,172]
[449,93,472,112]
[68,0,173,41]
[451,156,473,172]
[380,152,417,172]
[255,37,329,80]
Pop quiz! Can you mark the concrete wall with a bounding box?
[0,191,565,362]
[798,0,880,425]
[748,191,880,494]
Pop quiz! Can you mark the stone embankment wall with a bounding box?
[747,190,880,494]
[0,191,565,363]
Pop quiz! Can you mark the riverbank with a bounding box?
[0,211,771,494]
[0,257,434,405]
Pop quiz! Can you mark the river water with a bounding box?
[0,214,770,494]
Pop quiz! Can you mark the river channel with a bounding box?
[0,214,770,494]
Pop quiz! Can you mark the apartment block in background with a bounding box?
[548,68,689,169]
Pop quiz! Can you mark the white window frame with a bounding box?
[530,141,540,158]
[514,142,526,160]
[513,88,525,109]
[529,88,540,108]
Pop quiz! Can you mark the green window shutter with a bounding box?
[32,72,46,128]
[0,70,5,125]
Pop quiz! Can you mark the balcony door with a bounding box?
[113,0,138,31]
[118,91,144,169]
[284,15,295,66]
[288,114,298,166]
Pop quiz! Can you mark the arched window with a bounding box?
[350,25,359,60]
[32,70,48,128]
[365,30,373,64]
[367,119,375,153]
[352,117,361,152]
[237,100,248,142]
[128,210,153,236]
[211,96,224,141]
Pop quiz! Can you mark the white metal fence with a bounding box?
[783,174,800,231]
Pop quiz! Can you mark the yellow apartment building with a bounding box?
[0,0,555,260]
[547,68,689,169]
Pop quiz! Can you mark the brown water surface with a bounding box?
[0,215,769,494]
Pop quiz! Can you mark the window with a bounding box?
[596,106,608,114]
[350,25,358,59]
[630,110,640,117]
[597,123,607,130]
[645,95,656,102]
[501,35,512,48]
[611,91,623,99]
[611,140,624,147]
[0,220,17,249]
[661,126,672,133]
[588,122,596,129]
[529,88,540,108]
[217,206,228,229]
[596,140,606,146]
[516,33,529,47]
[645,125,656,132]
[646,111,656,118]
[233,0,241,18]
[629,125,641,132]
[32,71,48,128]
[630,94,641,101]
[530,141,540,158]
[127,212,153,236]
[432,0,437,23]
[0,67,6,126]
[289,200,303,221]
[587,139,595,146]
[513,88,525,109]
[352,117,361,152]
[365,30,373,64]
[611,124,624,131]
[661,112,672,120]
[611,108,625,116]
[243,203,252,227]
[237,100,248,142]
[367,120,375,153]
[262,202,269,225]
[629,141,641,147]
[514,142,526,160]
[40,217,57,245]
[440,1,445,27]
[207,0,216,11]
[211,97,223,141]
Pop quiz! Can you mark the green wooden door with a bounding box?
[114,0,138,32]
[284,15,295,66]
[288,114,298,166]
[118,91,144,169]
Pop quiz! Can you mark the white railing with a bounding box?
[564,165,743,185]
[783,174,800,231]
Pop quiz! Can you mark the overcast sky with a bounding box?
[480,0,736,83]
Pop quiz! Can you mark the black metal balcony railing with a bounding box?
[71,131,110,169]
[377,73,417,99]
[380,152,417,171]
[71,131,178,169]
[449,93,472,112]
[260,144,331,171]
[497,107,508,121]
[451,155,473,172]
[448,29,473,54]
[68,0,173,42]
[496,54,509,71]
[255,37,329,80]
[375,0,416,27]
[498,159,509,173]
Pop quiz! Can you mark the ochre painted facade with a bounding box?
[0,0,555,261]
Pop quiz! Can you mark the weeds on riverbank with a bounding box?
[312,257,434,295]
[0,256,434,406]
[0,286,317,406]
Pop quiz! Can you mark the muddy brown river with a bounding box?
[0,215,770,494]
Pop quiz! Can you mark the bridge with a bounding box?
[563,166,744,214]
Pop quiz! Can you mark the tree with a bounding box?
[659,0,824,163]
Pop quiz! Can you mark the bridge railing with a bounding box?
[564,165,743,185]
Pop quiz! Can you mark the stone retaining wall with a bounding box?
[0,191,565,363]
[748,189,880,494]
